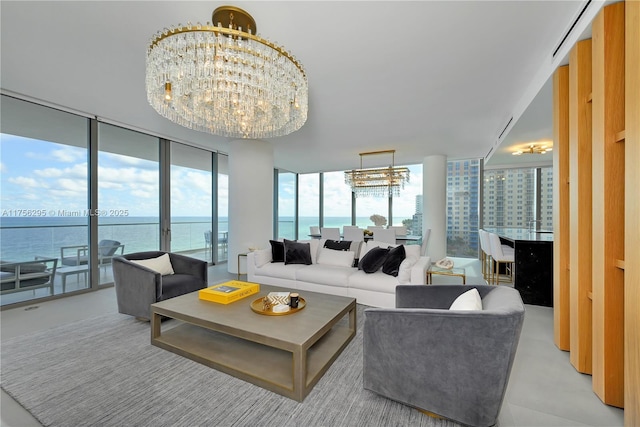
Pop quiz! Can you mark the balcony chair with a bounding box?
[320,227,340,241]
[373,228,397,245]
[113,251,208,320]
[343,226,364,242]
[309,226,320,236]
[204,231,212,258]
[363,285,525,427]
[60,239,124,269]
[487,232,515,285]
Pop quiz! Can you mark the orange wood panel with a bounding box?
[553,65,571,351]
[569,39,593,375]
[624,0,640,425]
[591,2,626,408]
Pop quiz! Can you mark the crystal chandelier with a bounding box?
[146,6,308,139]
[512,143,553,155]
[344,150,410,198]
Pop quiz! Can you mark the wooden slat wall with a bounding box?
[553,65,571,351]
[568,39,593,374]
[624,0,640,424]
[591,2,626,408]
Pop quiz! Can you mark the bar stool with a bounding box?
[478,230,492,283]
[487,232,515,285]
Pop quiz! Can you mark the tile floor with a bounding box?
[0,260,625,427]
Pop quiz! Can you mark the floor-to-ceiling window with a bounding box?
[0,96,90,305]
[446,159,480,257]
[97,124,160,285]
[170,143,213,263]
[298,173,319,238]
[483,167,547,229]
[0,94,225,308]
[391,164,423,236]
[322,171,352,229]
[276,170,296,240]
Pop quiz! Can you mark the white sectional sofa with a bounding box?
[246,239,431,308]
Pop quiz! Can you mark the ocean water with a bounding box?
[0,216,225,261]
[0,216,417,262]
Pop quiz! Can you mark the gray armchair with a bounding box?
[363,285,524,427]
[113,251,208,320]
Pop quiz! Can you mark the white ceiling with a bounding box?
[1,1,598,173]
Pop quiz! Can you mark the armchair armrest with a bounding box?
[168,253,207,283]
[409,256,431,285]
[112,257,162,319]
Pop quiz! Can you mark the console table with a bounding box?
[483,228,553,307]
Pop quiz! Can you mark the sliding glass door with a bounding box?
[170,143,213,263]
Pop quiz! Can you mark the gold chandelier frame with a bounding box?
[344,150,410,198]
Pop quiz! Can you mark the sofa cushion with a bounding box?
[296,264,353,288]
[359,247,390,273]
[324,239,362,267]
[270,240,285,263]
[382,244,406,277]
[254,262,307,280]
[317,247,355,268]
[297,239,320,264]
[348,270,399,293]
[0,261,47,274]
[130,253,175,275]
[284,239,312,265]
[253,249,272,267]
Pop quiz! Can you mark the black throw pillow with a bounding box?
[324,239,352,251]
[283,239,312,265]
[382,245,406,277]
[358,246,390,273]
[269,240,284,263]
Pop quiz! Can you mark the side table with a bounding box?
[237,252,248,279]
[427,265,466,284]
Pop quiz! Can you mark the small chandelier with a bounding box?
[344,150,410,198]
[512,143,553,155]
[146,6,308,139]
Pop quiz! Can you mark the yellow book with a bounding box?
[198,280,260,304]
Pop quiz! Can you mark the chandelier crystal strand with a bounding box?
[146,7,308,139]
[344,150,410,198]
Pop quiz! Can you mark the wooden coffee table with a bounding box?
[150,284,356,402]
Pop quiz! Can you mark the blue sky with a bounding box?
[1,133,420,221]
[0,134,226,217]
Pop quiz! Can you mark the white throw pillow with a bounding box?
[403,245,420,259]
[131,253,175,275]
[253,248,272,268]
[449,288,483,311]
[397,256,418,284]
[317,247,356,268]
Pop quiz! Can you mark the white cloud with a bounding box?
[8,176,40,188]
[0,162,5,173]
[52,147,84,163]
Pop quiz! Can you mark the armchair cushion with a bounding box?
[130,253,175,275]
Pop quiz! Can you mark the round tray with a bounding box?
[250,297,306,316]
